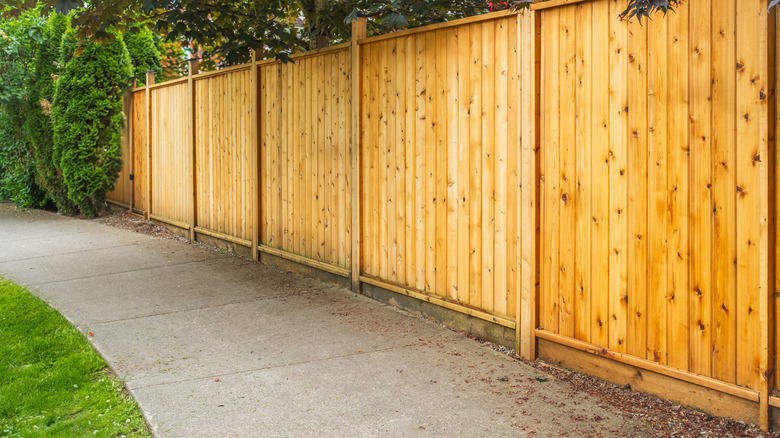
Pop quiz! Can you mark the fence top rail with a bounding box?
[193,63,251,81]
[530,0,591,10]
[145,76,189,91]
[255,42,350,67]
[358,9,521,45]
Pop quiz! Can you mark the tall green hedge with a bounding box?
[24,14,74,213]
[0,8,48,208]
[52,30,133,217]
[123,25,161,86]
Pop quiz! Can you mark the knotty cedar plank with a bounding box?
[494,18,510,316]
[414,34,427,290]
[590,0,610,348]
[469,22,484,309]
[666,0,690,372]
[457,26,471,304]
[735,0,762,390]
[436,29,449,299]
[574,1,593,343]
[688,0,713,377]
[608,0,628,354]
[540,9,560,333]
[481,20,496,313]
[627,15,649,360]
[646,13,669,365]
[558,5,576,338]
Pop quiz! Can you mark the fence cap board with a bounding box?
[254,43,351,67]
[530,0,592,11]
[192,63,252,81]
[358,9,521,45]
[147,76,189,90]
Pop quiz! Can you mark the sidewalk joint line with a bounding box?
[128,343,424,391]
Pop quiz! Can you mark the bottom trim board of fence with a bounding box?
[358,275,516,330]
[258,244,350,278]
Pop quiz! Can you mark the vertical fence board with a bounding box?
[574,1,593,343]
[494,19,509,315]
[608,0,628,353]
[469,23,483,308]
[735,0,763,391]
[689,0,713,376]
[647,13,669,365]
[541,8,560,333]
[590,0,610,349]
[666,1,690,371]
[558,7,576,339]
[627,18,648,359]
[456,25,470,304]
[711,0,737,384]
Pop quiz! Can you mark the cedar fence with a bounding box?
[106,0,780,429]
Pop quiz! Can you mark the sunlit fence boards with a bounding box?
[114,2,780,428]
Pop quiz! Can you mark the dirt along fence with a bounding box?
[106,0,780,430]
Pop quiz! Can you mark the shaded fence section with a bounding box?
[105,1,780,429]
[150,80,191,228]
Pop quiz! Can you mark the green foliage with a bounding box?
[123,24,162,86]
[24,13,75,213]
[52,29,133,217]
[0,7,49,208]
[0,278,151,437]
[618,0,682,22]
[157,0,305,67]
[340,0,487,42]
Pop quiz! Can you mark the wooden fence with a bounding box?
[534,0,774,426]
[106,0,780,429]
[260,47,353,271]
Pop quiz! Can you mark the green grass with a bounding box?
[0,278,151,438]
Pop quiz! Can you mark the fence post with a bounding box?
[518,11,540,362]
[145,71,154,220]
[350,16,367,293]
[128,77,136,214]
[250,49,260,262]
[189,57,197,241]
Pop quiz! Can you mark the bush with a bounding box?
[0,8,49,208]
[24,13,75,213]
[52,29,133,217]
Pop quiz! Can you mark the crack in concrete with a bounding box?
[127,342,423,391]
[0,241,147,264]
[0,230,97,244]
[82,290,321,326]
[25,258,211,287]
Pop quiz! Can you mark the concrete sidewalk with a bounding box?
[0,203,653,437]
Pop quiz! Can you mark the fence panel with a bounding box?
[537,0,769,393]
[194,68,254,242]
[150,82,191,225]
[359,13,530,322]
[259,48,352,270]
